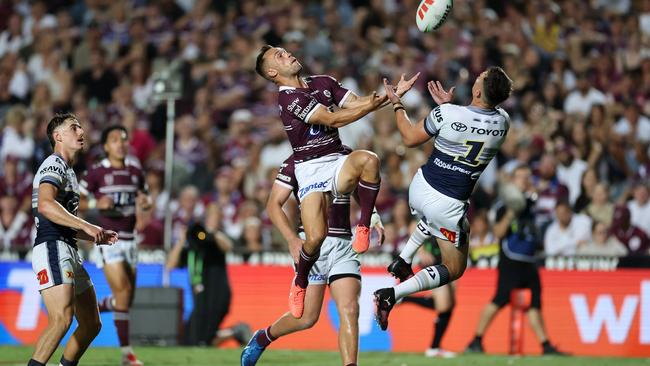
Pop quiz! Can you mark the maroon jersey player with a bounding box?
[255,44,418,318]
[80,125,150,366]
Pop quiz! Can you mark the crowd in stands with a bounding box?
[0,0,649,260]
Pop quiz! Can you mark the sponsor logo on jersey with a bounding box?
[65,271,74,279]
[440,228,457,243]
[37,270,48,285]
[323,90,331,98]
[433,106,443,123]
[299,181,327,198]
[470,126,507,136]
[451,122,468,132]
[39,165,63,176]
[433,157,472,175]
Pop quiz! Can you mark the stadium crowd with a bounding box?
[0,0,649,261]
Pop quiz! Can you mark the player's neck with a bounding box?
[54,147,76,165]
[470,98,493,110]
[277,74,306,89]
[108,157,125,168]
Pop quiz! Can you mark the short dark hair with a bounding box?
[255,45,273,80]
[46,113,77,149]
[482,66,513,107]
[101,125,128,145]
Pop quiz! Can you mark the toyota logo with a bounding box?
[452,122,467,132]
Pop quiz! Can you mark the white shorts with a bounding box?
[32,240,93,295]
[295,153,349,201]
[94,239,137,269]
[298,234,361,285]
[409,169,470,247]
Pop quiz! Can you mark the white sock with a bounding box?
[399,219,432,264]
[394,265,450,300]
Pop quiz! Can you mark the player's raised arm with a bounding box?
[341,73,420,110]
[383,78,432,147]
[309,91,386,128]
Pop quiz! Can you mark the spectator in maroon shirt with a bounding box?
[532,153,570,230]
[0,155,33,212]
[611,205,650,256]
[0,195,33,258]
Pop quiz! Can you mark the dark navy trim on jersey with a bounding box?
[465,105,498,115]
[39,178,61,188]
[47,241,62,285]
[423,116,437,137]
[421,149,486,201]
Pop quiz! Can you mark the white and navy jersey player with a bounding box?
[31,153,93,294]
[409,102,510,247]
[80,156,146,268]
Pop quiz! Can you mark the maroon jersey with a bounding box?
[80,157,146,240]
[612,226,650,256]
[278,75,352,163]
[0,171,32,203]
[275,155,351,237]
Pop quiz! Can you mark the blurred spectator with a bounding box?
[544,201,592,256]
[0,155,32,212]
[171,185,204,243]
[0,105,34,164]
[468,211,498,263]
[614,102,650,143]
[583,183,614,226]
[556,142,588,205]
[611,205,650,256]
[0,13,30,57]
[532,154,569,230]
[241,217,264,256]
[0,195,33,257]
[563,72,607,116]
[577,221,627,257]
[573,168,598,213]
[75,48,119,105]
[628,184,650,236]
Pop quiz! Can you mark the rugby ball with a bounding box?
[416,0,453,32]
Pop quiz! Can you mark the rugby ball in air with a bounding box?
[416,0,453,32]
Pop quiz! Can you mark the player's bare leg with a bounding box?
[272,284,326,336]
[103,262,142,365]
[241,285,325,366]
[335,150,381,253]
[30,284,75,364]
[290,193,329,317]
[375,238,467,330]
[61,286,102,363]
[330,277,361,366]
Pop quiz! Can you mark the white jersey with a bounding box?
[421,104,510,201]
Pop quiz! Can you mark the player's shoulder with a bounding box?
[125,155,143,170]
[495,107,511,121]
[306,74,338,83]
[37,154,66,173]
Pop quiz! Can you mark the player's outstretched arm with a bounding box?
[266,182,303,263]
[383,79,431,147]
[38,183,115,243]
[342,73,420,110]
[310,92,386,128]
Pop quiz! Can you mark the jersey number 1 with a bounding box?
[455,141,484,167]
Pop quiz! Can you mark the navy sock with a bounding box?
[59,356,79,366]
[256,326,276,347]
[27,359,45,366]
[431,310,452,349]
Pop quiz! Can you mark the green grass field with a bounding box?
[1,347,648,366]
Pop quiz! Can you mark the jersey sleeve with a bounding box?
[275,158,298,191]
[424,104,450,137]
[324,76,352,108]
[280,91,323,124]
[37,157,67,189]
